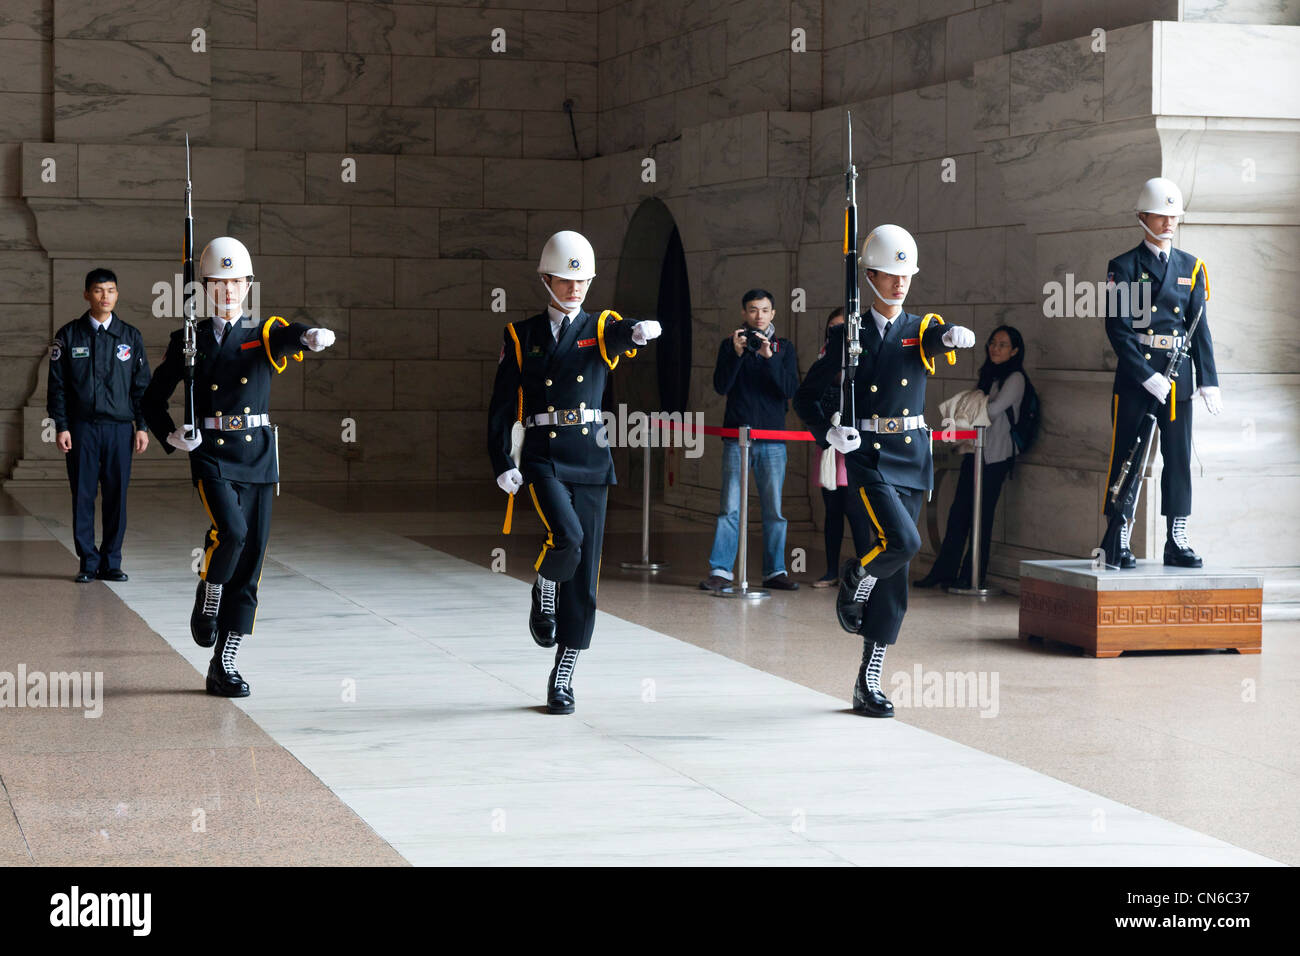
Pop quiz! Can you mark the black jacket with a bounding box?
[712,329,799,433]
[47,312,150,431]
[141,315,310,484]
[488,309,641,484]
[1105,243,1216,395]
[794,314,949,491]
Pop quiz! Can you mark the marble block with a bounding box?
[439,209,526,259]
[348,106,438,155]
[394,360,481,411]
[55,93,207,145]
[348,3,437,56]
[20,143,76,198]
[260,205,350,257]
[1009,36,1102,136]
[304,257,393,309]
[436,7,524,59]
[0,38,49,93]
[305,152,395,206]
[256,0,347,53]
[394,259,482,311]
[75,145,244,200]
[478,59,566,113]
[392,57,479,109]
[350,207,440,259]
[891,84,946,163]
[245,151,305,204]
[256,103,346,153]
[823,35,891,105]
[946,4,1004,81]
[53,0,207,43]
[436,109,522,158]
[893,20,946,94]
[212,49,301,103]
[349,310,438,361]
[303,52,391,105]
[483,159,583,210]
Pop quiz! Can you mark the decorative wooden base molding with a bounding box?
[1018,561,1263,658]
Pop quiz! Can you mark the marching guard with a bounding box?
[794,225,975,716]
[487,231,661,714]
[141,237,335,697]
[1103,177,1220,567]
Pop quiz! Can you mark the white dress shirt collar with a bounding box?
[547,304,579,340]
[869,306,899,338]
[89,313,112,332]
[1143,239,1170,261]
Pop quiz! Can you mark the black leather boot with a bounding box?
[836,559,876,634]
[546,646,578,714]
[190,580,221,648]
[530,576,558,647]
[851,640,893,718]
[1164,515,1202,567]
[206,631,250,698]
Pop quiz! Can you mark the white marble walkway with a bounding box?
[8,484,1280,866]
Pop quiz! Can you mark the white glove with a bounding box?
[300,328,335,351]
[632,320,662,345]
[942,326,976,349]
[496,468,524,495]
[1142,372,1171,404]
[826,425,861,455]
[1198,385,1223,416]
[166,429,202,452]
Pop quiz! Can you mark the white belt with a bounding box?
[1137,333,1184,349]
[858,415,926,434]
[526,408,601,427]
[203,413,270,431]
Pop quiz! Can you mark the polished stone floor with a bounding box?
[0,481,1290,866]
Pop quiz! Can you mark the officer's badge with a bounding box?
[529,345,543,356]
[50,339,62,362]
[896,250,907,262]
[1177,276,1192,286]
[116,343,132,362]
[221,256,232,268]
[71,346,89,359]
[1140,272,1149,281]
[568,257,580,270]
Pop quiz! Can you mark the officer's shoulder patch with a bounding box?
[50,340,62,362]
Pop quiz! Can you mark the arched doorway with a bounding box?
[605,199,692,503]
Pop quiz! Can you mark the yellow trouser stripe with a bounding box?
[1169,379,1175,420]
[1103,395,1118,514]
[857,487,887,568]
[528,483,555,572]
[196,479,219,580]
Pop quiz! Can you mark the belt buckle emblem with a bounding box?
[884,418,901,433]
[563,410,579,425]
[227,415,244,430]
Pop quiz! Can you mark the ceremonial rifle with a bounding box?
[181,133,199,440]
[840,111,862,426]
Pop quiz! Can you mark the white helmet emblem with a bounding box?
[896,250,907,261]
[222,257,232,268]
[568,257,580,269]
[1165,196,1174,204]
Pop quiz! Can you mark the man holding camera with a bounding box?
[700,289,800,591]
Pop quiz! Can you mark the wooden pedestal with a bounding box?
[1018,560,1262,658]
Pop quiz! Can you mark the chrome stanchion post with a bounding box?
[717,425,769,600]
[949,424,1000,597]
[621,441,668,571]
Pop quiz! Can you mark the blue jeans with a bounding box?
[708,438,787,580]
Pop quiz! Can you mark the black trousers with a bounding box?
[66,420,134,574]
[1105,389,1192,517]
[925,453,1011,585]
[846,466,924,647]
[196,478,274,636]
[526,477,607,651]
[821,486,874,577]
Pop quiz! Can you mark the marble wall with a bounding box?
[3,0,1297,575]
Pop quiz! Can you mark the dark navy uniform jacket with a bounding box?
[141,315,309,484]
[47,312,150,431]
[794,313,951,492]
[1104,243,1217,395]
[712,331,799,432]
[488,308,639,485]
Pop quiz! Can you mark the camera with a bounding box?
[740,328,770,352]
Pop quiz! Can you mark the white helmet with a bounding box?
[861,224,919,277]
[538,231,596,280]
[1135,177,1185,216]
[199,236,254,279]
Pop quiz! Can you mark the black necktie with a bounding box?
[558,316,570,340]
[1159,251,1168,264]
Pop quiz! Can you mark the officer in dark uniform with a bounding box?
[794,225,975,717]
[488,230,661,714]
[1104,177,1220,567]
[141,237,335,697]
[47,268,151,582]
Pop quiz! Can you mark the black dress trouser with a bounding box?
[66,420,134,574]
[926,453,1011,585]
[196,478,274,636]
[526,476,608,651]
[845,464,924,647]
[821,486,875,577]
